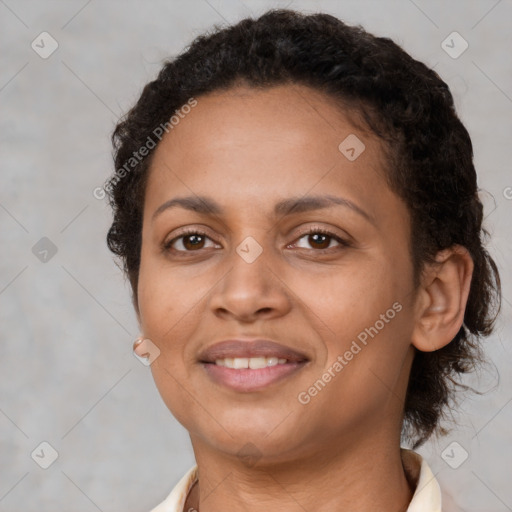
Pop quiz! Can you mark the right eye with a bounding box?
[163,229,220,253]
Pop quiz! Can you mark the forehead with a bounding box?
[143,83,394,223]
[155,84,374,156]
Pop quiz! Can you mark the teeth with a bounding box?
[249,357,267,369]
[233,357,249,369]
[214,356,289,368]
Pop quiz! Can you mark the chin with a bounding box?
[193,415,303,457]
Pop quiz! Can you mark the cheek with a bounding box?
[301,251,412,383]
[305,256,403,333]
[149,359,203,433]
[296,313,413,439]
[137,252,185,334]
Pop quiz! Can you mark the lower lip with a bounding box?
[201,361,307,392]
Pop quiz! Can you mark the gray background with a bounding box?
[1,0,511,511]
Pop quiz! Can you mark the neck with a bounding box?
[185,431,414,512]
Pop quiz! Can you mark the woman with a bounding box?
[105,9,501,512]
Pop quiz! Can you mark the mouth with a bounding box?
[214,356,290,368]
[198,339,310,392]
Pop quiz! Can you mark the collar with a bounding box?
[401,448,442,511]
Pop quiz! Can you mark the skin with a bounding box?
[134,83,474,512]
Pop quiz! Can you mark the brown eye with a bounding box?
[305,232,332,250]
[181,233,206,250]
[164,230,217,252]
[291,228,350,251]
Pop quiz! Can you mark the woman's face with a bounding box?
[137,84,418,464]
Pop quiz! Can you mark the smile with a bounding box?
[198,338,310,392]
[214,356,288,368]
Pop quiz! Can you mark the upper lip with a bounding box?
[198,339,309,363]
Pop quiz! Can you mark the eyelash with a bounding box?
[163,226,351,255]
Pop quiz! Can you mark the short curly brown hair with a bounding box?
[104,8,501,448]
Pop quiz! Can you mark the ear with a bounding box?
[411,245,474,352]
[133,337,149,359]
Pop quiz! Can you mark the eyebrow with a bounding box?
[152,194,374,225]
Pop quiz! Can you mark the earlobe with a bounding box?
[133,336,145,356]
[411,245,474,353]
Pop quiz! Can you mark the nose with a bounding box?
[207,240,292,322]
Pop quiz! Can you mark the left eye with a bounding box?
[291,229,349,251]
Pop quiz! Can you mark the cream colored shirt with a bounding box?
[149,448,441,512]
